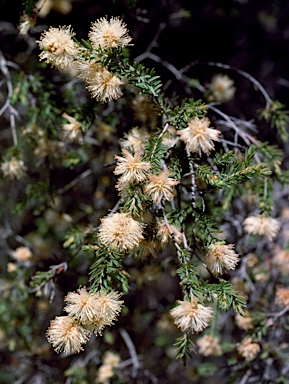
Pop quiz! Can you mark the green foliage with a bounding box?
[169,99,208,129]
[259,100,289,142]
[174,333,195,361]
[30,263,67,297]
[144,135,168,172]
[89,246,130,293]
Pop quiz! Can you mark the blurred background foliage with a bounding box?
[1,0,289,383]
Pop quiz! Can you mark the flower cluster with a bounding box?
[205,242,239,276]
[243,215,280,240]
[46,288,123,354]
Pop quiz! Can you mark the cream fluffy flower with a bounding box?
[114,149,151,186]
[196,334,222,356]
[145,170,179,204]
[12,247,32,262]
[64,287,101,325]
[243,215,280,241]
[38,26,78,69]
[1,158,26,179]
[177,116,220,156]
[237,337,260,361]
[205,243,239,276]
[89,17,132,50]
[207,74,236,102]
[98,212,144,251]
[46,316,90,354]
[273,249,289,273]
[170,297,213,333]
[235,310,253,331]
[86,67,123,103]
[62,113,83,143]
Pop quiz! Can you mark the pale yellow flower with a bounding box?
[103,351,120,368]
[18,12,36,35]
[84,290,124,335]
[1,158,26,180]
[205,243,239,276]
[36,0,72,18]
[12,246,32,262]
[207,74,235,102]
[64,287,101,325]
[177,116,220,156]
[62,113,83,143]
[96,364,114,384]
[46,316,90,354]
[275,288,289,307]
[170,297,213,333]
[89,17,132,50]
[98,212,144,251]
[145,170,179,204]
[38,26,78,69]
[196,334,222,356]
[243,215,280,241]
[114,149,151,186]
[86,67,123,103]
[237,337,260,361]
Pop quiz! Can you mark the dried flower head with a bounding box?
[38,26,78,69]
[156,220,183,245]
[235,310,253,331]
[177,116,221,156]
[62,113,83,143]
[120,127,149,154]
[196,334,222,356]
[18,12,36,35]
[170,297,213,333]
[145,170,179,204]
[86,67,123,103]
[114,149,151,186]
[1,158,26,180]
[132,94,158,128]
[12,246,32,262]
[237,337,260,361]
[64,287,101,325]
[98,212,144,251]
[275,288,289,307]
[205,243,239,276]
[243,215,280,241]
[207,74,236,102]
[89,17,132,50]
[46,316,90,354]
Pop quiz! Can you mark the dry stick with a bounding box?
[119,328,141,377]
[0,52,18,145]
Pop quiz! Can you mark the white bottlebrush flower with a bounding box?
[1,158,26,179]
[62,113,83,143]
[98,212,144,251]
[205,243,239,276]
[89,17,132,50]
[114,149,151,186]
[86,67,123,103]
[275,288,289,307]
[177,116,220,156]
[38,26,78,69]
[170,297,213,333]
[207,74,236,102]
[12,247,32,262]
[46,316,90,354]
[243,215,280,241]
[145,170,179,204]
